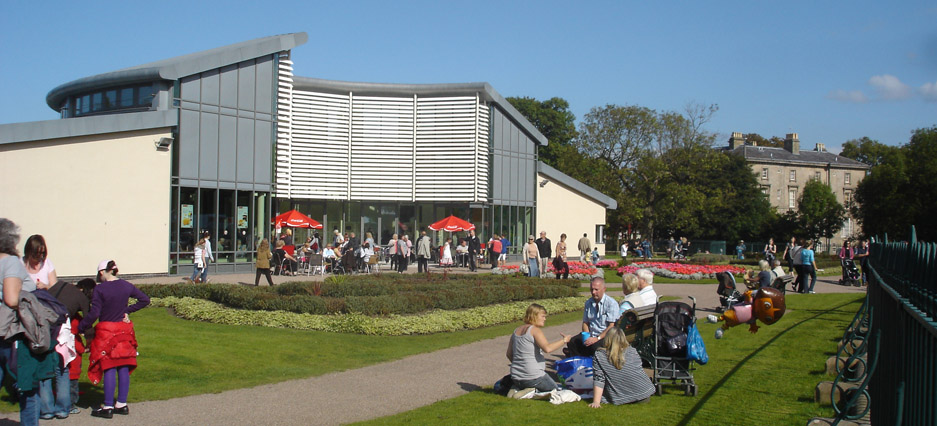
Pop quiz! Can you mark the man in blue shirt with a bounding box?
[565,277,620,357]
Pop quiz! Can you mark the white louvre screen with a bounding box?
[286,91,350,199]
[275,57,293,197]
[280,90,490,202]
[350,95,415,200]
[415,96,481,201]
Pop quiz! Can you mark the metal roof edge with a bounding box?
[537,162,617,209]
[46,32,308,110]
[0,110,177,145]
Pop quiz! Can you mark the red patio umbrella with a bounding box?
[428,215,475,232]
[272,210,323,229]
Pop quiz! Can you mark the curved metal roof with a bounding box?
[45,32,308,110]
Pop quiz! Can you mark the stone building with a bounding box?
[726,132,870,251]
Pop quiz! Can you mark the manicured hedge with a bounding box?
[138,275,578,316]
[149,296,583,335]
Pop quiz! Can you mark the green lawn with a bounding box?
[355,293,865,425]
[0,307,581,412]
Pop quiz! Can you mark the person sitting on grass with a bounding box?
[589,326,655,407]
[506,304,572,393]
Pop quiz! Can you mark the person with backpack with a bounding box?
[78,260,150,419]
[46,279,90,416]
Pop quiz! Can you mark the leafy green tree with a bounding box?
[798,180,846,243]
[839,136,902,167]
[743,133,785,148]
[850,126,937,241]
[505,97,578,168]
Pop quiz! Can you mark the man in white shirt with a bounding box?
[200,231,215,283]
[635,268,658,306]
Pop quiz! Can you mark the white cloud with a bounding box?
[868,74,912,100]
[920,81,937,102]
[826,89,869,103]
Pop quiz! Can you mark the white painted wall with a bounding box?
[535,172,607,258]
[0,129,172,277]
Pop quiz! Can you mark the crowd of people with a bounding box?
[0,218,149,424]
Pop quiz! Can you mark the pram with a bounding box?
[653,296,698,396]
[621,297,699,397]
[715,272,744,312]
[838,258,861,287]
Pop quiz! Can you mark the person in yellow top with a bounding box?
[254,239,273,286]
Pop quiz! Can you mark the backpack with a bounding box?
[31,289,69,352]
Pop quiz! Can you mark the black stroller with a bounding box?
[715,272,744,312]
[653,296,699,396]
[838,258,861,287]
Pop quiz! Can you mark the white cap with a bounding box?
[97,260,113,272]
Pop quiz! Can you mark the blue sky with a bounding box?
[2,1,935,152]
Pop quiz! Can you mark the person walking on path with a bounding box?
[498,235,510,267]
[789,239,805,292]
[416,231,432,273]
[523,236,540,278]
[736,240,746,260]
[79,260,150,419]
[801,241,818,294]
[578,233,591,263]
[782,236,797,275]
[535,231,551,277]
[396,236,410,273]
[466,230,481,272]
[667,237,676,260]
[764,238,777,263]
[254,239,274,286]
[487,235,502,270]
[554,234,569,280]
[853,239,871,285]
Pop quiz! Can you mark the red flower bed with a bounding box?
[616,262,745,276]
[547,261,597,276]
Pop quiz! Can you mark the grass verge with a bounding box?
[354,293,864,425]
[0,308,582,412]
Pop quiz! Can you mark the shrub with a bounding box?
[689,253,731,264]
[138,275,578,317]
[150,296,583,335]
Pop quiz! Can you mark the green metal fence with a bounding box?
[864,226,936,425]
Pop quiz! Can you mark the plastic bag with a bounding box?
[686,322,709,365]
[555,356,593,395]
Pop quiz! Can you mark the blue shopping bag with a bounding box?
[686,323,709,365]
[555,356,594,393]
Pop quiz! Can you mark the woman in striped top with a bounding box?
[590,326,655,407]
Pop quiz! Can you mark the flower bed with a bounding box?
[546,261,598,280]
[616,261,747,280]
[595,260,619,268]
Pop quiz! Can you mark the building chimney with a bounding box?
[814,143,826,152]
[784,133,800,155]
[729,132,745,149]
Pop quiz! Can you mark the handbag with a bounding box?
[686,322,708,365]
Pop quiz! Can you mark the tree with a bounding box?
[798,180,846,243]
[505,97,578,168]
[839,136,902,167]
[849,126,937,241]
[743,133,785,148]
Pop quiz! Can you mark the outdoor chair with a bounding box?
[307,254,324,275]
[365,254,380,273]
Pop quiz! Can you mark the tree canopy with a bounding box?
[798,180,846,242]
[850,125,937,241]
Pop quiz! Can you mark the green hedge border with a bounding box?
[151,296,583,336]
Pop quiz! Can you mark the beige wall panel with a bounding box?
[536,172,606,258]
[0,129,172,277]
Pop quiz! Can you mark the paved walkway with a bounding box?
[0,273,865,425]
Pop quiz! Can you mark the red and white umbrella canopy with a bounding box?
[427,215,475,232]
[272,210,323,229]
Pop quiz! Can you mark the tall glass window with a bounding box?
[199,188,217,246]
[236,191,253,262]
[380,204,397,245]
[326,201,343,244]
[399,205,415,239]
[218,190,236,263]
[362,204,379,245]
[120,88,134,107]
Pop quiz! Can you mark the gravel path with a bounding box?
[0,273,864,425]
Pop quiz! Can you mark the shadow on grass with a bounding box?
[676,298,858,426]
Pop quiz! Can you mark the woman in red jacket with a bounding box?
[77,260,150,419]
